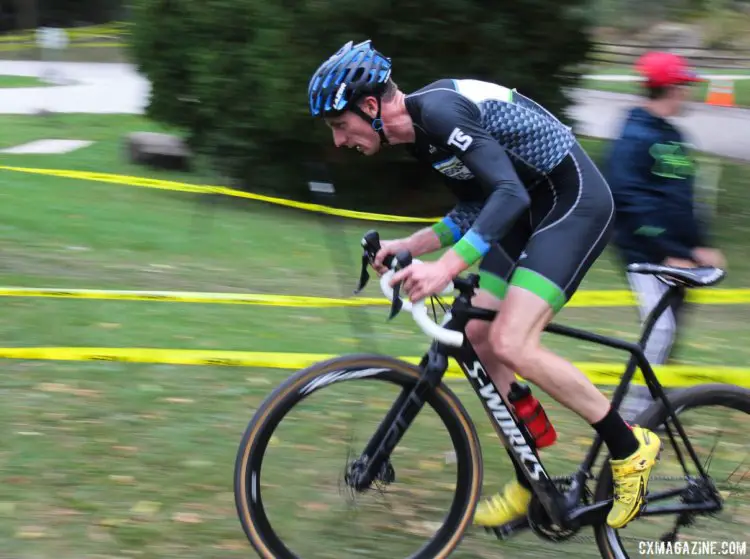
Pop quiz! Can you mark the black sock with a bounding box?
[506,448,532,490]
[592,407,639,460]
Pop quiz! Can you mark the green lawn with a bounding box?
[580,75,750,107]
[0,114,748,557]
[584,65,750,77]
[0,43,129,63]
[0,75,48,88]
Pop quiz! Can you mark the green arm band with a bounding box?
[431,217,461,248]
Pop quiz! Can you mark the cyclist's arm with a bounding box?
[393,200,483,260]
[402,225,444,257]
[429,201,484,248]
[419,93,530,271]
[375,207,467,266]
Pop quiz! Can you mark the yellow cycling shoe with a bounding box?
[473,480,532,527]
[607,425,662,529]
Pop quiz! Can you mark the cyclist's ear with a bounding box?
[357,95,379,119]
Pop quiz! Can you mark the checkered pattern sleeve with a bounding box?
[430,202,484,247]
[420,92,530,266]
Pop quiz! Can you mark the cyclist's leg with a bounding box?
[485,142,660,529]
[470,220,538,527]
[488,143,619,422]
[468,232,529,399]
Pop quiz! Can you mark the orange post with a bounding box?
[705,79,735,107]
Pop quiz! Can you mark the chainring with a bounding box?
[527,477,594,542]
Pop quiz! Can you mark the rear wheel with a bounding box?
[594,384,750,559]
[234,354,484,558]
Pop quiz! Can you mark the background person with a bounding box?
[604,51,727,422]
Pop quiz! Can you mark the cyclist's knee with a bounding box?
[490,318,547,375]
[489,290,548,374]
[466,290,503,352]
[466,318,492,351]
[491,333,536,374]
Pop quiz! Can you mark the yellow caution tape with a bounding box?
[568,288,750,306]
[0,287,385,307]
[0,346,746,388]
[687,288,750,304]
[560,362,750,388]
[0,166,439,223]
[0,286,747,307]
[0,169,747,301]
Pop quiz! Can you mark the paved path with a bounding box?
[0,61,748,161]
[569,88,750,162]
[0,60,149,114]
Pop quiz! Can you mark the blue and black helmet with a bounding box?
[308,39,392,119]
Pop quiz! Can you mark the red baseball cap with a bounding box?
[636,51,704,86]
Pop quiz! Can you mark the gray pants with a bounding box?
[620,271,688,422]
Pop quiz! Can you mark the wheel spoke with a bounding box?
[234,357,481,558]
[593,385,750,558]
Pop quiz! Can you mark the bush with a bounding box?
[130,0,594,215]
[37,0,123,26]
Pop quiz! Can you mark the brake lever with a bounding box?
[388,250,413,320]
[354,230,381,294]
[354,252,370,294]
[389,279,403,319]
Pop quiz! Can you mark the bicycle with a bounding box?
[234,229,750,559]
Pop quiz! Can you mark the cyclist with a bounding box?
[308,39,662,531]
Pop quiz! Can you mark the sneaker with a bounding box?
[607,426,662,529]
[473,480,532,527]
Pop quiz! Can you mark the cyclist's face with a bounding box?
[325,99,381,156]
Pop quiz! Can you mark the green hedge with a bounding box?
[129,0,594,215]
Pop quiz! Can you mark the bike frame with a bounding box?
[352,273,722,533]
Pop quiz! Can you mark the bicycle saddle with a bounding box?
[626,262,726,288]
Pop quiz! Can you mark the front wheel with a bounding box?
[234,354,484,559]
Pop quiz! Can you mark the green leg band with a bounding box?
[478,270,509,300]
[510,267,567,314]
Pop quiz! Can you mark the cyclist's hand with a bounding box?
[390,260,452,302]
[663,257,697,268]
[373,239,410,275]
[691,247,726,269]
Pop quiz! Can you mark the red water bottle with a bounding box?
[507,381,557,448]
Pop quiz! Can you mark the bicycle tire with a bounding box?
[594,383,750,559]
[233,353,483,559]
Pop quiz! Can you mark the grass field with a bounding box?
[0,114,748,557]
[580,64,750,107]
[0,75,47,88]
[580,75,750,107]
[585,66,750,77]
[0,44,129,64]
